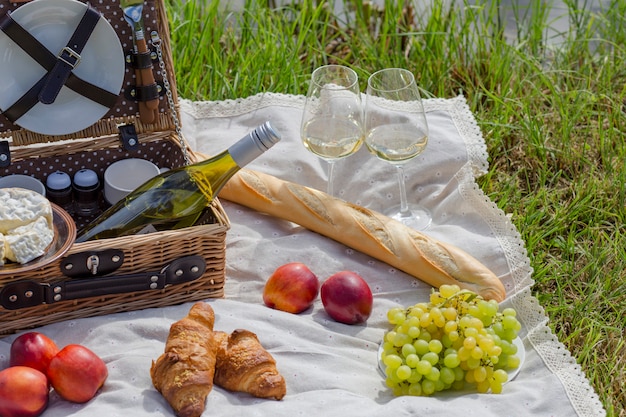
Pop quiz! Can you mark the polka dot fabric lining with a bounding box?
[0,139,187,229]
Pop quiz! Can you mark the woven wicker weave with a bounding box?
[0,0,229,336]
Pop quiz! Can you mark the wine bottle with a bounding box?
[75,121,281,242]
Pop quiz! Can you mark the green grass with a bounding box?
[165,0,625,415]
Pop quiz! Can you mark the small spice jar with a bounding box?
[73,169,101,217]
[46,170,73,213]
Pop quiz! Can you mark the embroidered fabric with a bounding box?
[0,93,606,417]
[181,92,605,417]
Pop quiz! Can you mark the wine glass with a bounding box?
[300,65,364,196]
[364,68,431,230]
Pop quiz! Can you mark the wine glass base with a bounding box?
[384,204,432,231]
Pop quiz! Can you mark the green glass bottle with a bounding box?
[76,121,281,242]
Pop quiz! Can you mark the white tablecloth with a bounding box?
[0,93,605,417]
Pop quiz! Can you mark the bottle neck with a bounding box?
[228,121,282,168]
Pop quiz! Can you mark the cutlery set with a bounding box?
[120,0,160,124]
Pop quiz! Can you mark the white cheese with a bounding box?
[0,187,55,265]
[4,217,54,264]
[0,233,5,266]
[0,187,53,232]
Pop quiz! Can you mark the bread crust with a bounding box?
[150,302,218,417]
[218,169,506,302]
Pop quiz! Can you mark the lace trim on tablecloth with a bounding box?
[181,93,605,417]
[455,162,605,417]
[181,93,490,176]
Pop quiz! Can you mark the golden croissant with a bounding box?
[214,328,286,400]
[150,302,218,417]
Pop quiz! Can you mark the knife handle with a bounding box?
[135,36,160,117]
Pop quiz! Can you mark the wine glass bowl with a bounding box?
[300,65,364,196]
[364,68,431,230]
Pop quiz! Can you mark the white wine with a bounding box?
[302,116,363,159]
[365,124,427,163]
[75,122,281,242]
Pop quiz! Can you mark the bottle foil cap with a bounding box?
[253,121,282,150]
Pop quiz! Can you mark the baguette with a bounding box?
[218,169,506,302]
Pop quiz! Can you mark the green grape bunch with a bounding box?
[381,284,522,396]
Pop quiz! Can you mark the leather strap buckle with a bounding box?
[58,46,81,69]
[0,11,118,122]
[38,5,100,105]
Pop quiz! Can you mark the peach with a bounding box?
[263,262,319,314]
[321,271,373,324]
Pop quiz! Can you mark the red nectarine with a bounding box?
[47,344,108,403]
[263,262,319,314]
[0,366,49,417]
[321,271,373,324]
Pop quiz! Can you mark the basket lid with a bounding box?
[0,0,125,136]
[0,0,178,145]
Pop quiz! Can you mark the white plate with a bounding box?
[0,0,124,135]
[378,336,525,385]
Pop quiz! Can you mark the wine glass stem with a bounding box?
[327,160,336,197]
[395,165,411,219]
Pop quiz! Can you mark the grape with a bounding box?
[408,383,422,396]
[407,326,421,338]
[415,360,432,375]
[383,354,402,369]
[425,367,441,382]
[396,365,412,380]
[402,343,417,357]
[443,353,461,368]
[428,339,443,354]
[381,285,521,396]
[444,320,458,333]
[439,284,460,298]
[405,354,420,368]
[422,352,439,366]
[421,380,436,395]
[440,366,456,385]
[463,336,477,350]
[413,339,430,355]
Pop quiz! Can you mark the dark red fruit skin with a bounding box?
[321,271,373,324]
[10,332,60,375]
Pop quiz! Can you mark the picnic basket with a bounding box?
[0,0,229,335]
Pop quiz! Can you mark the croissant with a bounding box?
[214,329,286,400]
[150,302,218,417]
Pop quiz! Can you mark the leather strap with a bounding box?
[39,5,101,104]
[0,255,207,310]
[134,50,154,69]
[0,10,118,122]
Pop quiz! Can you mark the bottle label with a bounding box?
[136,224,159,235]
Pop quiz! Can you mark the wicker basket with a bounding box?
[0,0,229,336]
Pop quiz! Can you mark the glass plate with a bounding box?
[377,335,525,384]
[0,0,124,135]
[0,204,76,275]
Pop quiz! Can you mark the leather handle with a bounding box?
[0,256,206,310]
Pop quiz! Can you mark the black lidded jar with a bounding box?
[45,170,73,213]
[73,169,101,217]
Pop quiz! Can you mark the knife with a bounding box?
[0,255,206,310]
[120,0,159,124]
